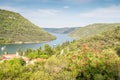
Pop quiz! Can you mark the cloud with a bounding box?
[65,0,94,3]
[0,5,62,27]
[37,9,61,16]
[0,6,20,12]
[14,0,50,2]
[0,6,61,17]
[63,6,69,9]
[79,5,120,19]
[6,0,96,4]
[73,0,93,3]
[20,9,62,27]
[0,4,120,28]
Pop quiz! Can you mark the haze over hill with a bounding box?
[0,9,56,44]
[69,23,120,39]
[43,27,78,34]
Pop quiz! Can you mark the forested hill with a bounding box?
[0,9,56,44]
[0,26,120,80]
[69,23,120,39]
[43,27,78,34]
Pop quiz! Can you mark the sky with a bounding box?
[0,0,120,28]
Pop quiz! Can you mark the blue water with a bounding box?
[0,33,73,54]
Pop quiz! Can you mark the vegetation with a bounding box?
[44,27,78,34]
[69,23,120,39]
[25,44,53,59]
[0,25,120,80]
[0,9,56,44]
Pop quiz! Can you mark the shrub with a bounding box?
[115,45,120,56]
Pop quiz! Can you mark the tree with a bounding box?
[17,48,23,56]
[25,48,32,56]
[44,44,53,55]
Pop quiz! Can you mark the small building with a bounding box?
[2,54,20,60]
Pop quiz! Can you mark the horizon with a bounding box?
[0,0,120,28]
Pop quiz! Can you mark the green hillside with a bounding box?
[58,26,120,80]
[0,9,56,44]
[0,26,120,80]
[69,23,120,39]
[43,27,78,34]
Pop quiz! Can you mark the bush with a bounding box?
[26,52,39,59]
[115,45,120,56]
[0,58,25,79]
[94,74,104,80]
[39,55,49,59]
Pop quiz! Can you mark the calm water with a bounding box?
[0,33,73,54]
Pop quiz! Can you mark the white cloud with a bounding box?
[0,6,20,12]
[75,0,93,3]
[0,5,120,28]
[0,5,63,27]
[20,9,62,27]
[79,5,120,19]
[63,6,69,9]
[12,0,94,3]
[37,9,61,16]
[65,0,94,3]
[8,0,48,2]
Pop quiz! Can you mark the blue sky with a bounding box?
[0,0,120,28]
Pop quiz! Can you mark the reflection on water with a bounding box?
[0,33,73,54]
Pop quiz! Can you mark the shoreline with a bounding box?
[0,39,56,45]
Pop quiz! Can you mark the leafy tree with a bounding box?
[17,48,23,56]
[44,44,53,55]
[25,48,32,56]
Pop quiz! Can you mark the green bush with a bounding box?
[39,55,49,59]
[0,58,25,79]
[115,45,120,56]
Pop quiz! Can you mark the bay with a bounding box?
[0,33,73,54]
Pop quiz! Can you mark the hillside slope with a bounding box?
[43,27,78,34]
[62,26,120,80]
[69,23,120,39]
[68,26,120,52]
[0,9,56,44]
[0,26,120,80]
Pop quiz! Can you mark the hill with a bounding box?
[59,26,120,80]
[0,9,56,44]
[0,25,120,80]
[69,23,120,39]
[43,27,78,34]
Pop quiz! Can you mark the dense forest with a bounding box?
[0,9,56,44]
[0,25,120,80]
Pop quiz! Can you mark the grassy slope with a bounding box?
[69,23,120,39]
[0,9,56,44]
[43,27,78,34]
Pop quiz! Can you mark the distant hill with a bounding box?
[43,27,78,34]
[68,23,120,39]
[0,9,56,44]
